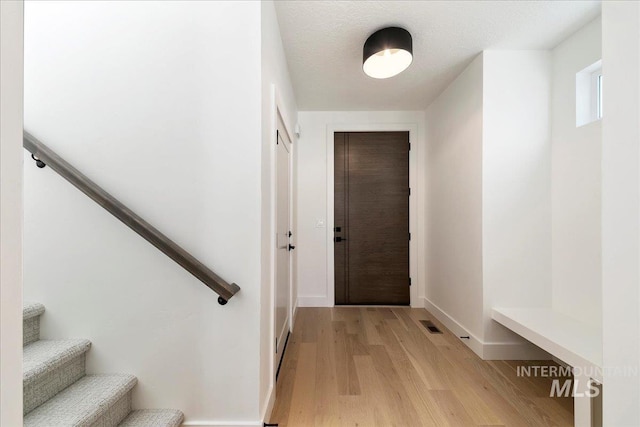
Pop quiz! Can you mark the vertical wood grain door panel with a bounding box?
[334,133,348,304]
[334,132,410,305]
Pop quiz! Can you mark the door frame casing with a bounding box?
[268,84,296,390]
[263,84,297,424]
[326,123,419,308]
[274,115,292,373]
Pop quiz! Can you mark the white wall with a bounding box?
[482,50,552,344]
[425,55,485,343]
[0,1,24,424]
[426,51,553,359]
[601,2,640,425]
[551,17,602,327]
[24,2,263,424]
[259,0,297,421]
[296,111,427,308]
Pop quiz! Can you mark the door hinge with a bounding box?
[409,277,412,286]
[408,142,411,151]
[275,337,277,352]
[276,130,279,144]
[409,188,411,196]
[409,233,411,241]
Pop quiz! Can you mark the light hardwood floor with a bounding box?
[269,307,573,427]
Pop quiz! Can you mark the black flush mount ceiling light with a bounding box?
[363,27,413,79]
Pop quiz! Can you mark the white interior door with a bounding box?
[275,124,291,376]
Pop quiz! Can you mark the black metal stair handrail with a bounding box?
[23,131,240,305]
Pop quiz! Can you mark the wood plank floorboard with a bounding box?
[269,307,573,427]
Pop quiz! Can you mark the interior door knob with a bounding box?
[288,244,296,251]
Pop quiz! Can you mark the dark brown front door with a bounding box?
[334,131,410,305]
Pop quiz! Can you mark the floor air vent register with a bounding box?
[419,320,443,334]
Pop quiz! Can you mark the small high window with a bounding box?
[576,60,603,127]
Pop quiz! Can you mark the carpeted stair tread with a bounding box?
[23,302,46,346]
[118,409,184,427]
[24,374,137,427]
[23,302,45,320]
[23,339,91,385]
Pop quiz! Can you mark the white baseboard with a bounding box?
[422,297,550,360]
[422,297,485,357]
[261,384,276,425]
[183,376,275,426]
[297,296,330,307]
[182,422,261,427]
[291,303,299,329]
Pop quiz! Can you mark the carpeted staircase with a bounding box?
[23,302,184,427]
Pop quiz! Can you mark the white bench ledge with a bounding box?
[492,307,602,374]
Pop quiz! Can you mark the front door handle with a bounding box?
[288,244,296,251]
[334,237,347,242]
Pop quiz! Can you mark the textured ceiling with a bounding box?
[274,1,601,110]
